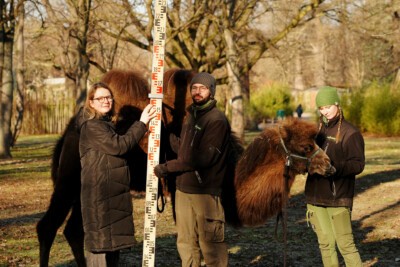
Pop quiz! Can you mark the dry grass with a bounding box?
[0,134,399,266]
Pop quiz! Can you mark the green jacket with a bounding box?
[305,115,365,208]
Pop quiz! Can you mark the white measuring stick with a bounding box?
[142,0,167,266]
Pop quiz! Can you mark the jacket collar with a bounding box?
[323,113,340,128]
[99,114,112,122]
[188,99,217,119]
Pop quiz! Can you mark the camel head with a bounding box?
[279,119,336,176]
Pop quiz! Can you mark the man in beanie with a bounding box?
[305,86,365,267]
[154,72,230,266]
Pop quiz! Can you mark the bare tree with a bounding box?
[389,0,400,90]
[22,0,400,135]
[89,1,150,74]
[41,0,92,108]
[220,0,258,139]
[336,0,399,89]
[0,0,15,158]
[73,0,92,106]
[12,0,25,146]
[98,0,325,136]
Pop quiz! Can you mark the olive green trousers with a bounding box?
[307,204,362,267]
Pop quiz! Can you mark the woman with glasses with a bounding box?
[77,82,156,266]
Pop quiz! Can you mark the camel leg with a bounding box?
[37,190,74,267]
[41,129,82,266]
[64,201,86,267]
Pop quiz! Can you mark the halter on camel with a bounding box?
[276,125,323,267]
[279,130,322,173]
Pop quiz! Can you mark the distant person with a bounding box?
[154,72,230,267]
[77,82,156,266]
[306,86,365,267]
[276,109,285,120]
[296,104,303,118]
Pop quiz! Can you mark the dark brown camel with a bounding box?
[232,119,334,226]
[36,68,195,267]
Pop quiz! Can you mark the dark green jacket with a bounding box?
[166,100,231,196]
[77,109,147,252]
[305,115,365,208]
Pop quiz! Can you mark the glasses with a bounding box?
[191,86,208,92]
[93,96,113,103]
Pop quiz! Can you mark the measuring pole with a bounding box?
[142,1,167,266]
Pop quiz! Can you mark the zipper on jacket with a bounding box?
[330,178,337,199]
[195,171,203,184]
[191,124,202,147]
[323,137,337,199]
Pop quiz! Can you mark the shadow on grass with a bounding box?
[355,169,400,194]
[0,212,45,227]
[0,165,50,176]
[285,169,400,267]
[1,169,398,266]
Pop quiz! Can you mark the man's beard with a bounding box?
[192,95,211,106]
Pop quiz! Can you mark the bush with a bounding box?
[247,83,293,123]
[341,89,364,129]
[333,80,400,136]
[360,81,400,135]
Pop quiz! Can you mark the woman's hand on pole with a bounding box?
[140,104,157,125]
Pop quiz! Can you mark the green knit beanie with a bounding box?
[316,86,340,107]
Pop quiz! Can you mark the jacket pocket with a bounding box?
[204,217,225,243]
[331,208,352,235]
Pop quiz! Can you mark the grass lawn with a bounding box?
[0,133,399,266]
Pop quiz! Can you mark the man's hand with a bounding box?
[154,163,169,178]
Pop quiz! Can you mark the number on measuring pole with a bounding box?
[142,0,167,266]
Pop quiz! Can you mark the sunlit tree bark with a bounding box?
[220,0,258,139]
[11,0,25,146]
[0,0,15,158]
[42,0,92,108]
[74,0,92,106]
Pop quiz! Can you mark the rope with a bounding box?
[275,125,323,266]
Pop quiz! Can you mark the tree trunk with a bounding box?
[313,16,326,87]
[11,0,25,147]
[0,20,14,158]
[223,27,244,140]
[293,53,305,90]
[75,0,92,108]
[393,68,400,90]
[0,0,4,83]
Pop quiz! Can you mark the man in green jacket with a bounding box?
[154,72,230,267]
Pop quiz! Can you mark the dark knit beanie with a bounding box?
[190,72,216,96]
[316,86,340,107]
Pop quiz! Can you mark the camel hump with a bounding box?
[235,134,273,186]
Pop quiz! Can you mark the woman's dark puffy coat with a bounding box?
[78,110,147,252]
